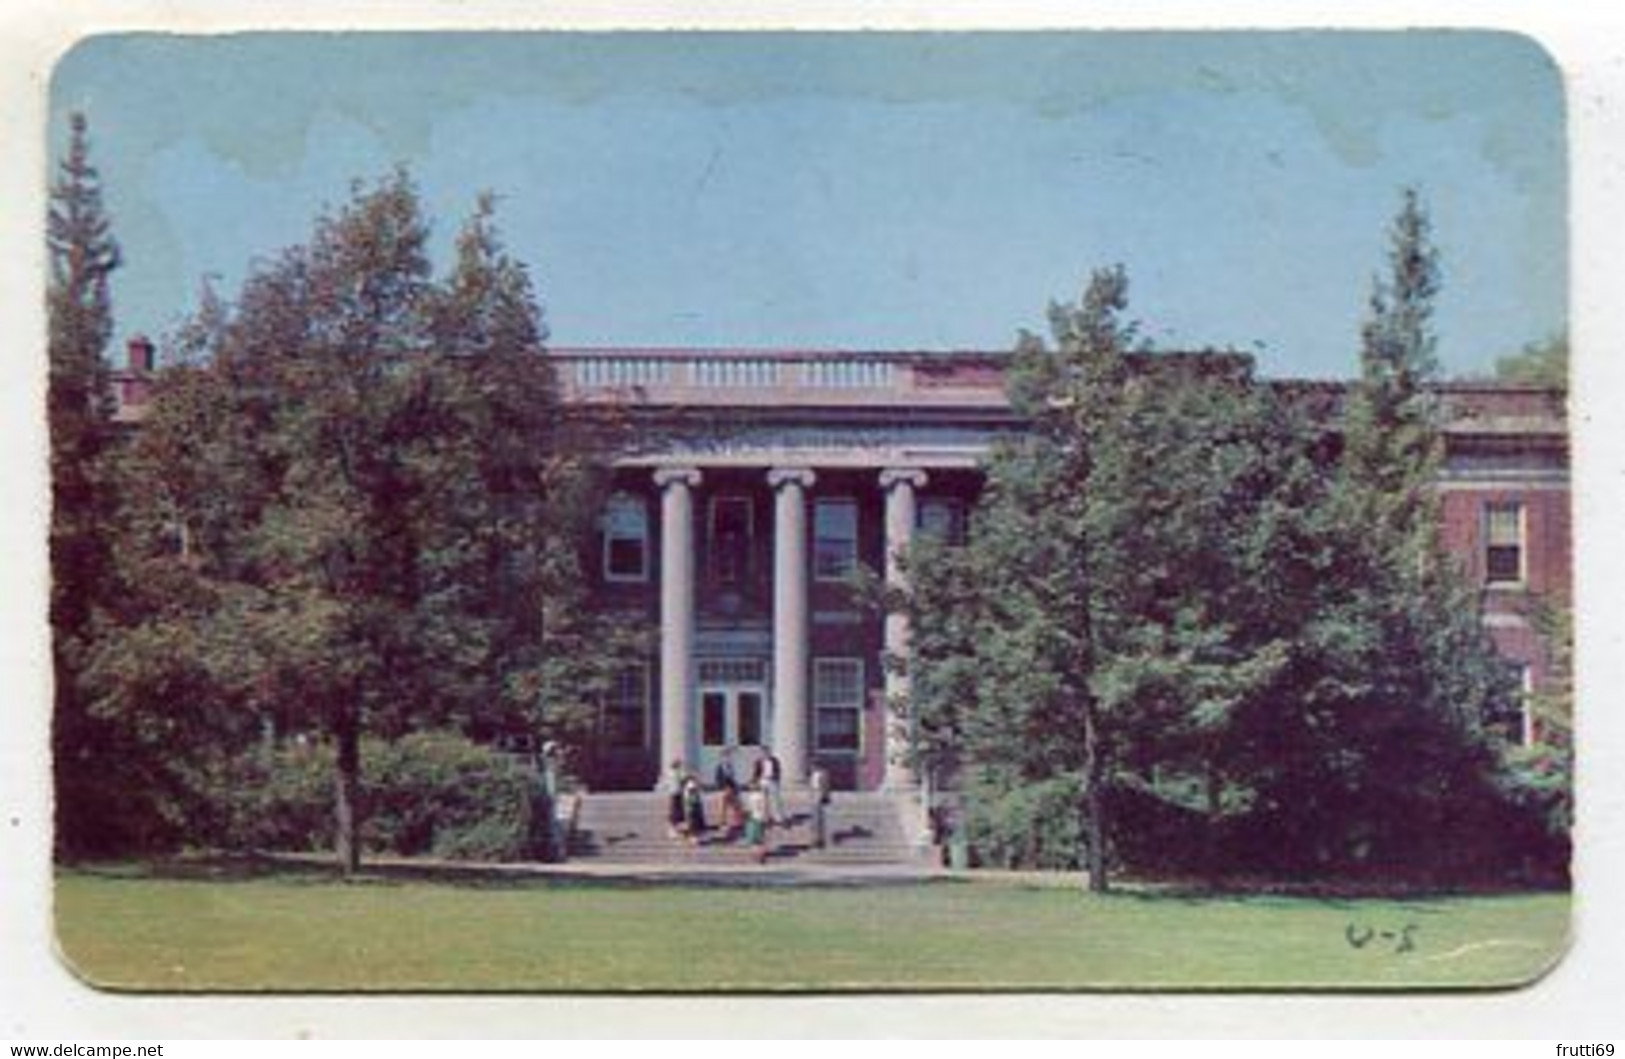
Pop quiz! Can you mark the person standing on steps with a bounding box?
[744,780,771,864]
[680,770,709,844]
[809,764,831,850]
[666,759,688,841]
[714,746,743,840]
[755,745,786,827]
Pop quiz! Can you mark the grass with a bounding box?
[54,860,1570,992]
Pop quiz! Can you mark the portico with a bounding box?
[554,349,1015,793]
[649,460,938,791]
[554,346,1570,790]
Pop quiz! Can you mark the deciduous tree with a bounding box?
[1493,332,1568,390]
[108,175,617,873]
[902,191,1544,887]
[904,268,1308,889]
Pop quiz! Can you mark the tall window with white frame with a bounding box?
[602,664,650,750]
[813,498,858,580]
[813,657,864,753]
[602,493,649,582]
[1484,501,1526,587]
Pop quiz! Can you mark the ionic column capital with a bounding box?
[880,467,929,493]
[767,467,817,492]
[653,466,703,491]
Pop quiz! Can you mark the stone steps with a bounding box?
[569,791,933,867]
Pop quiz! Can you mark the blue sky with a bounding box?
[48,31,1566,379]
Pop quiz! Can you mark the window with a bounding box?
[708,496,754,585]
[917,498,966,545]
[1516,664,1536,747]
[814,499,859,580]
[701,692,728,747]
[159,518,193,561]
[1488,662,1534,747]
[603,665,649,749]
[602,494,648,582]
[1484,502,1525,586]
[697,658,767,684]
[813,658,864,752]
[737,691,763,746]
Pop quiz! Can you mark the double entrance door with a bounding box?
[695,657,770,784]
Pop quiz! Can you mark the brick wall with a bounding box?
[1438,488,1572,600]
[1437,484,1570,711]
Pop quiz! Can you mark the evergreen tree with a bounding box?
[47,112,129,856]
[904,207,1525,886]
[904,269,1307,889]
[1341,187,1444,543]
[1256,188,1516,880]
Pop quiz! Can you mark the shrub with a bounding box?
[362,732,533,861]
[212,731,535,862]
[963,775,1085,871]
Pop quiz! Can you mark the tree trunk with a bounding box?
[333,717,362,879]
[1082,700,1108,893]
[1205,764,1223,886]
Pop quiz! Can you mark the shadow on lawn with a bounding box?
[1099,878,1566,913]
[67,853,966,893]
[71,854,624,890]
[68,856,1564,907]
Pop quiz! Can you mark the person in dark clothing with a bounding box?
[681,771,708,843]
[714,746,743,839]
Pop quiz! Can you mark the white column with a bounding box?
[881,468,928,789]
[768,467,816,786]
[655,466,701,789]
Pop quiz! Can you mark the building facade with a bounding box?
[109,340,1572,792]
[548,348,1572,792]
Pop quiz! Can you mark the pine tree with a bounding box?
[1268,188,1515,881]
[47,112,128,856]
[1341,187,1444,545]
[48,112,121,644]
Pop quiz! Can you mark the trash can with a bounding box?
[948,838,970,871]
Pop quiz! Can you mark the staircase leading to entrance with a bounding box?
[569,790,935,868]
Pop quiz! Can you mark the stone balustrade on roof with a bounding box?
[549,347,1568,437]
[549,347,1008,411]
[109,343,1569,441]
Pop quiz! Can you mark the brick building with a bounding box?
[110,341,1571,793]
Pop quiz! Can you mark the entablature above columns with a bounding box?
[624,448,984,473]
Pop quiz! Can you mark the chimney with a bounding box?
[127,335,156,374]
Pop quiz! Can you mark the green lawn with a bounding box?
[54,862,1569,992]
